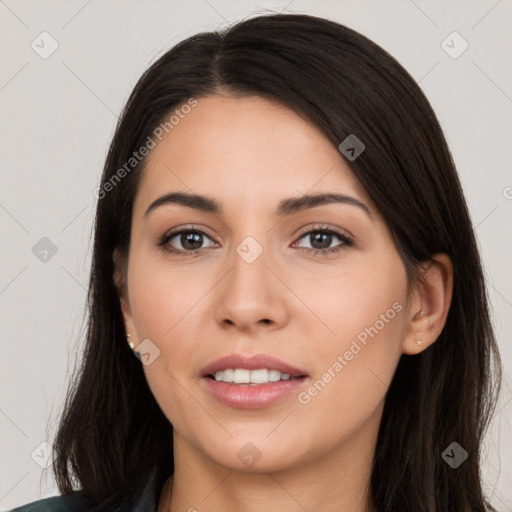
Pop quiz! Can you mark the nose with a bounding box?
[214,239,289,334]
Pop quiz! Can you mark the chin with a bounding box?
[197,432,306,474]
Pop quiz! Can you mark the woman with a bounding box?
[11,12,501,512]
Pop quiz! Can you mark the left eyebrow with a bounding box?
[276,193,374,221]
[144,191,374,221]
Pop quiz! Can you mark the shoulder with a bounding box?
[8,468,162,512]
[8,492,88,512]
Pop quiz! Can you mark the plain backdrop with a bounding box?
[1,0,511,510]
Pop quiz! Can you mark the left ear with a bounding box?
[402,253,454,355]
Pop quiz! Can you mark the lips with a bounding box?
[199,353,309,408]
[200,353,308,378]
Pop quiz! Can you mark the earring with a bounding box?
[416,340,422,347]
[127,333,135,350]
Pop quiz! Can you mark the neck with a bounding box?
[159,410,380,512]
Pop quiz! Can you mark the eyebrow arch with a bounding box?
[144,192,374,220]
[277,193,373,220]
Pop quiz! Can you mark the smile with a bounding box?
[210,368,300,384]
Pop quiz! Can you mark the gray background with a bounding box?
[1,0,511,510]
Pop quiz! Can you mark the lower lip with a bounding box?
[201,376,308,409]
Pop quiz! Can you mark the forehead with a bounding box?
[133,94,374,217]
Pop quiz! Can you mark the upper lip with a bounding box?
[201,354,308,378]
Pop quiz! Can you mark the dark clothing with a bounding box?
[8,469,160,512]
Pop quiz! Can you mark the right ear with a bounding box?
[113,248,133,327]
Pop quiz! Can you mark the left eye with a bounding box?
[294,229,352,252]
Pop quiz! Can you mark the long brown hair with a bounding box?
[51,13,501,512]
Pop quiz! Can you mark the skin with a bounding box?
[116,93,453,512]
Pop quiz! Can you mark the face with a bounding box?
[119,93,412,474]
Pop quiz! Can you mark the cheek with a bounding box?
[290,251,408,360]
[126,254,215,426]
[292,309,405,458]
[127,251,214,340]
[293,257,407,420]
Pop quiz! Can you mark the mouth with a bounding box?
[206,368,307,385]
[200,353,309,408]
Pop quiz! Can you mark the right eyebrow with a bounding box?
[145,192,221,217]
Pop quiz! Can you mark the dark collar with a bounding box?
[130,468,161,511]
[10,469,164,512]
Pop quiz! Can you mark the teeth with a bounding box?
[250,369,269,384]
[233,369,250,384]
[268,370,281,382]
[212,368,294,384]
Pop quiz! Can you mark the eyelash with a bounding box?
[157,224,354,258]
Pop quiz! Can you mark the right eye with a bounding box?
[158,229,217,256]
